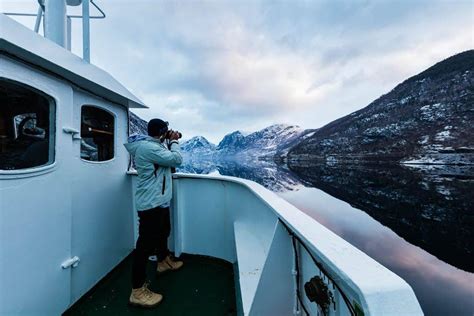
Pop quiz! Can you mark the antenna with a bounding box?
[2,0,106,63]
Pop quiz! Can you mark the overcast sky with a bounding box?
[4,0,473,143]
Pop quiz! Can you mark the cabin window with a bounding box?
[0,79,55,170]
[80,106,114,162]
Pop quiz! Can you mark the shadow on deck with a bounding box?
[63,254,237,316]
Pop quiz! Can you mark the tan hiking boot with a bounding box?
[129,283,163,308]
[157,255,184,273]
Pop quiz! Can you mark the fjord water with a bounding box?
[178,160,474,316]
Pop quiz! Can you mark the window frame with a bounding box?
[79,104,117,164]
[0,78,57,178]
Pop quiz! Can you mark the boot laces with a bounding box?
[166,255,177,267]
[141,282,155,299]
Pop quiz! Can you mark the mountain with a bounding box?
[216,124,313,159]
[274,129,317,161]
[127,114,307,160]
[178,124,313,160]
[180,136,216,157]
[129,111,148,136]
[288,50,474,165]
[216,131,246,152]
[127,114,218,158]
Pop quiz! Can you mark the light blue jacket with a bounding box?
[124,135,183,211]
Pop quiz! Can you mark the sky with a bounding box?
[3,0,474,143]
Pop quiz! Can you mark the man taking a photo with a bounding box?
[124,118,183,308]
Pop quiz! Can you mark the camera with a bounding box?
[164,129,182,140]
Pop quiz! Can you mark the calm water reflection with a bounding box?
[178,160,474,315]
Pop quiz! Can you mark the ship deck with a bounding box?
[63,254,237,316]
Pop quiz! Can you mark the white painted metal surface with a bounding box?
[233,221,270,315]
[34,6,43,33]
[44,0,67,48]
[67,0,83,6]
[69,88,134,303]
[0,15,146,109]
[162,173,423,316]
[0,55,74,315]
[82,0,90,62]
[0,54,135,314]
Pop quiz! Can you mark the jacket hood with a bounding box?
[124,134,154,155]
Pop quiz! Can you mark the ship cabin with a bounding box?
[0,5,423,316]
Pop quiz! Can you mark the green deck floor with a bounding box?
[63,254,237,316]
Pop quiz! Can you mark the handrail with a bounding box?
[67,0,106,19]
[2,0,105,19]
[169,173,423,315]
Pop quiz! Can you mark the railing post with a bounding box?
[66,16,72,50]
[34,6,43,33]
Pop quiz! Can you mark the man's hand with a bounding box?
[169,131,180,141]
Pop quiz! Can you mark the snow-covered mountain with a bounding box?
[215,124,313,159]
[176,124,314,160]
[216,131,246,153]
[238,124,305,155]
[129,111,148,136]
[127,115,309,159]
[288,50,474,165]
[180,136,216,157]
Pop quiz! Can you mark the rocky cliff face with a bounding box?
[178,125,313,160]
[180,136,216,158]
[216,131,246,153]
[288,50,474,165]
[216,124,312,159]
[129,111,148,136]
[127,113,309,160]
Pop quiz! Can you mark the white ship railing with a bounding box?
[130,172,423,315]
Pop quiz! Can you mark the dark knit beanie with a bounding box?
[147,119,168,137]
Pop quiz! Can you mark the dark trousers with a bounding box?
[131,206,171,289]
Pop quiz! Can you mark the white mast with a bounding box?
[43,0,67,48]
[82,0,90,62]
[3,0,102,63]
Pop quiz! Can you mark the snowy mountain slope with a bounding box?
[178,125,313,159]
[216,131,246,152]
[215,124,312,159]
[129,111,148,136]
[288,50,474,165]
[180,136,216,157]
[127,114,309,160]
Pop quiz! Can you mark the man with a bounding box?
[124,118,183,308]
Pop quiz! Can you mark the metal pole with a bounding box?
[67,16,72,51]
[82,0,90,62]
[44,0,67,47]
[34,6,43,33]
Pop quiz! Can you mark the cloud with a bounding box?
[4,0,473,142]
